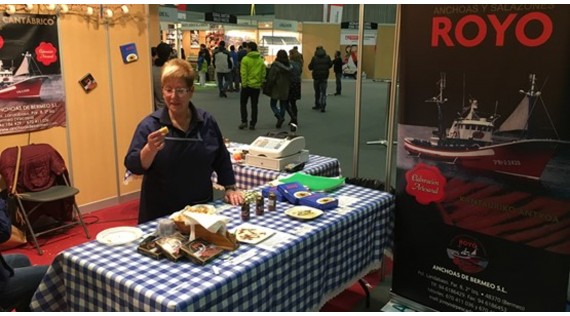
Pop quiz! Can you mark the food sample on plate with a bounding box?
[285,206,324,220]
[182,204,216,215]
[293,208,317,217]
[236,227,267,241]
[234,225,275,244]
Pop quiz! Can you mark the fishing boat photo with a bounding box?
[0,51,49,100]
[404,73,569,180]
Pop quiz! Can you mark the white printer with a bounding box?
[245,134,309,171]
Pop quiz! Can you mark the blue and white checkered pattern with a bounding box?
[30,184,394,312]
[212,154,341,190]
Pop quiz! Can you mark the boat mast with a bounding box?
[426,72,447,139]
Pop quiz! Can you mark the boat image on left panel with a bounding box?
[0,51,49,100]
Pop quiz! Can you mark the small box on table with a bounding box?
[299,192,338,210]
[277,182,311,204]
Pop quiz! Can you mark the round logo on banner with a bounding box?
[35,42,58,66]
[446,235,489,274]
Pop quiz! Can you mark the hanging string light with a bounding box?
[0,4,132,22]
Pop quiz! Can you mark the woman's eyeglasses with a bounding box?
[162,87,191,96]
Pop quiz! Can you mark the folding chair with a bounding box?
[0,144,90,255]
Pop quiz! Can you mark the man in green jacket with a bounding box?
[239,42,266,130]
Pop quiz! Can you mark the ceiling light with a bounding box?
[47,4,56,11]
[105,8,113,18]
[25,4,34,11]
[60,4,69,13]
[7,4,15,14]
[86,6,94,15]
[121,5,129,14]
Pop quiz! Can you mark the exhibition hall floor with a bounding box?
[193,78,394,184]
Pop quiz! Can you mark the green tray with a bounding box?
[279,173,345,191]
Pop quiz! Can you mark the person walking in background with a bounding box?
[266,49,293,129]
[239,42,266,130]
[125,59,244,224]
[333,50,343,96]
[213,41,232,98]
[152,42,173,110]
[229,45,239,92]
[196,50,208,87]
[199,43,211,81]
[288,48,303,131]
[236,43,248,94]
[293,46,304,68]
[308,46,332,112]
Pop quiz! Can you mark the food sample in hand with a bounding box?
[158,126,169,135]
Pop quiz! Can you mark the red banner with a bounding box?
[0,14,66,135]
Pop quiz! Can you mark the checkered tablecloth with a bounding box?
[30,184,394,312]
[213,151,341,190]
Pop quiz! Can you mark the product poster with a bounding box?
[393,5,570,312]
[0,14,65,136]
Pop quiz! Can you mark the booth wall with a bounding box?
[301,23,340,80]
[374,25,395,80]
[0,5,151,211]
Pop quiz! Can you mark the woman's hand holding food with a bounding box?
[147,126,169,153]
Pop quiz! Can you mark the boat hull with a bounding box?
[404,137,563,179]
[0,76,47,99]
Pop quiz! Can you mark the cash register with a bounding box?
[245,132,309,171]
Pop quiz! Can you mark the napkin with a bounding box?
[179,212,230,235]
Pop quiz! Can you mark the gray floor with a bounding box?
[193,78,396,182]
[193,78,394,311]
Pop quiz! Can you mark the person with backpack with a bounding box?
[266,49,293,129]
[308,46,333,112]
[212,41,232,98]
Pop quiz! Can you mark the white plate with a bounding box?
[234,224,275,244]
[96,226,144,246]
[182,204,217,215]
[284,206,324,220]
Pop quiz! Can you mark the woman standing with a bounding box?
[266,50,292,128]
[125,59,244,223]
[288,49,303,131]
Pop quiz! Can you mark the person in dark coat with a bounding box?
[333,50,343,96]
[308,46,332,112]
[0,198,48,311]
[288,48,303,131]
[199,43,211,81]
[266,50,292,128]
[152,42,173,110]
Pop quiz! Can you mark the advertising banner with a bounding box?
[0,14,65,136]
[340,22,378,46]
[393,4,570,312]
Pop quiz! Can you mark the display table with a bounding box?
[30,185,394,312]
[125,146,341,191]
